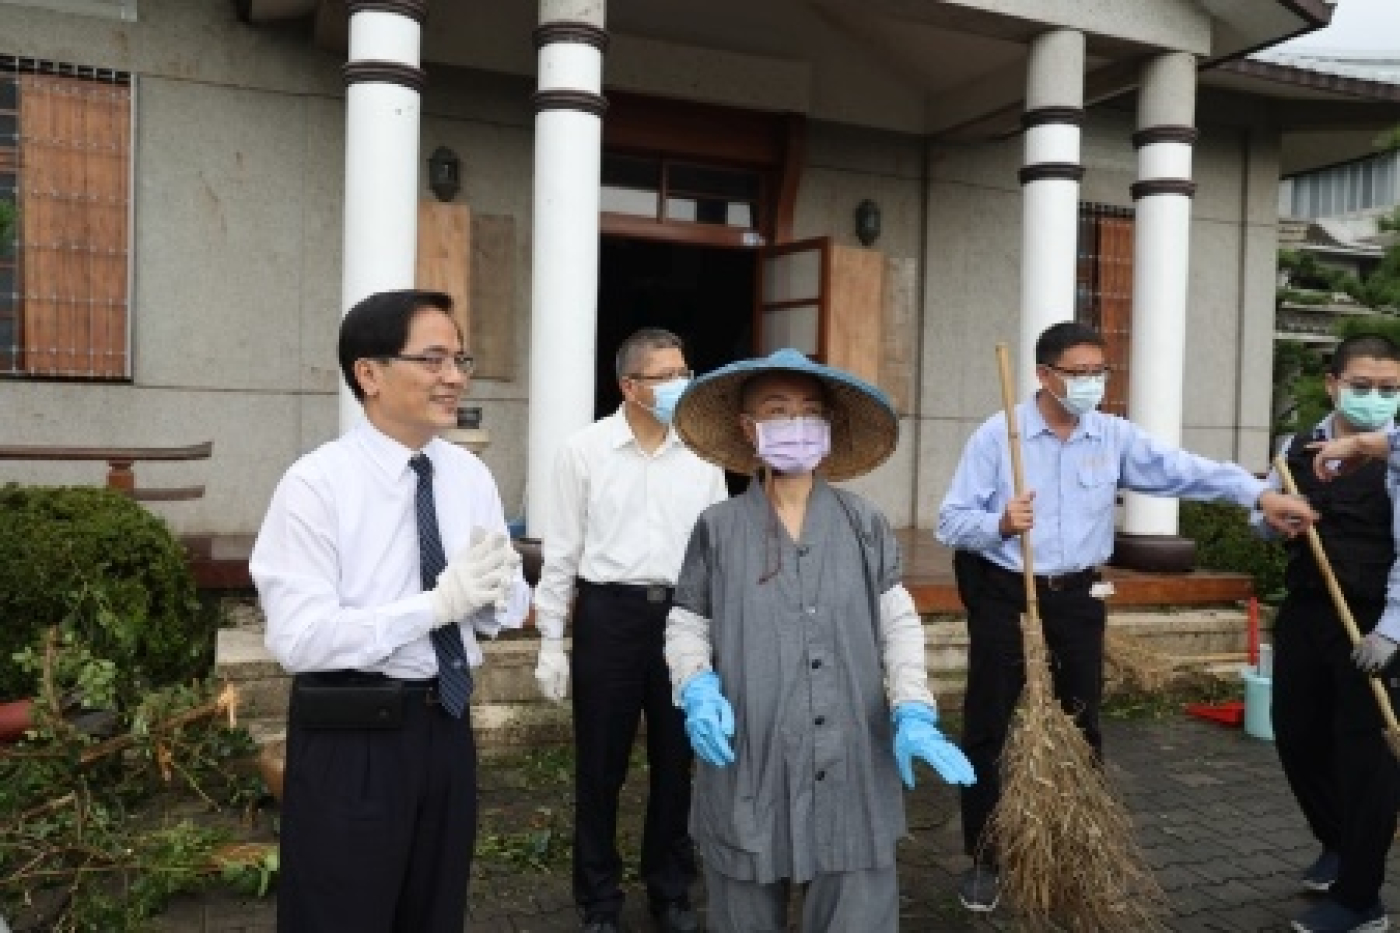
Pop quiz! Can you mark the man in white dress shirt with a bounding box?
[533,328,728,933]
[251,289,529,933]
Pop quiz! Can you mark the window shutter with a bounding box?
[19,73,129,378]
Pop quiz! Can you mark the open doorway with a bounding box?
[595,236,755,416]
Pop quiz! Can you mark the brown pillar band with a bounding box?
[532,89,608,117]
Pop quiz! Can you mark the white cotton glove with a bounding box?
[427,528,515,627]
[1353,631,1399,674]
[534,636,570,702]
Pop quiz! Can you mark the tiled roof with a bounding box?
[1245,49,1400,89]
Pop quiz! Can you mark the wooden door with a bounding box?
[755,236,829,359]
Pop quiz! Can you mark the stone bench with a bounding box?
[0,441,213,502]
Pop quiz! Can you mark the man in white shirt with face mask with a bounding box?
[533,328,728,933]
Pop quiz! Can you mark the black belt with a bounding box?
[398,677,442,707]
[980,556,1098,593]
[295,671,442,707]
[578,579,674,604]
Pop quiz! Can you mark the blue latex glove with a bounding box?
[680,672,736,767]
[893,702,975,788]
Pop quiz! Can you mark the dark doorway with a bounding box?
[594,237,755,417]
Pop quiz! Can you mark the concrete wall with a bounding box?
[0,0,347,533]
[794,122,925,526]
[0,3,543,533]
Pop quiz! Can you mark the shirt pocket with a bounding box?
[1077,457,1119,509]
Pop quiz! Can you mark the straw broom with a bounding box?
[1274,456,1400,759]
[1103,629,1177,696]
[982,344,1166,931]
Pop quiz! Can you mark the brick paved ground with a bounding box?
[148,715,1400,932]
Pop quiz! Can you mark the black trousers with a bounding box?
[276,676,478,933]
[954,551,1106,860]
[1273,590,1400,910]
[571,583,696,920]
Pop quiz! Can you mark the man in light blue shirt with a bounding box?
[937,321,1317,913]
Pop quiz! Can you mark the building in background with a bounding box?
[1,0,1397,568]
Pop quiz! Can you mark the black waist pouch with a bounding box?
[292,672,403,730]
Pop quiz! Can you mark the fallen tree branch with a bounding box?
[77,684,238,767]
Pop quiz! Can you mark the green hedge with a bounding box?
[1180,500,1287,601]
[0,485,209,708]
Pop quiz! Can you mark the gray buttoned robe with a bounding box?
[671,478,905,885]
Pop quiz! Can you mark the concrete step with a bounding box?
[216,603,1256,748]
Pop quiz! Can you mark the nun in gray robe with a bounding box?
[663,349,974,933]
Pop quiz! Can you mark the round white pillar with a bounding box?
[1123,52,1198,540]
[526,4,607,538]
[1018,29,1085,393]
[339,0,427,432]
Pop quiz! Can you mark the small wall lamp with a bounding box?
[428,146,461,202]
[854,199,881,247]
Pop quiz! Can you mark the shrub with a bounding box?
[1179,500,1287,601]
[0,484,209,708]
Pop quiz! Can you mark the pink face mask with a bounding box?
[754,417,832,474]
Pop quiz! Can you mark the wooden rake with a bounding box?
[1273,456,1400,760]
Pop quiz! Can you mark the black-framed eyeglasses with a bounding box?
[1044,364,1110,379]
[1340,379,1400,398]
[626,369,693,384]
[376,352,476,375]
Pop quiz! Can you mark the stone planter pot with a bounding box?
[0,698,36,742]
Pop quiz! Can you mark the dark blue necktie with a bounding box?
[409,453,472,717]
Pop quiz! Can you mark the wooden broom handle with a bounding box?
[1274,455,1400,736]
[996,344,1040,617]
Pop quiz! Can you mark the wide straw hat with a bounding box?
[673,348,897,481]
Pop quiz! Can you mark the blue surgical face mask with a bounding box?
[646,377,689,426]
[1054,374,1106,417]
[1338,386,1399,432]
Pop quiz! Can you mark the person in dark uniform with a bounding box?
[1255,333,1400,933]
[937,321,1318,914]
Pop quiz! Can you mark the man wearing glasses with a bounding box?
[1252,334,1400,933]
[533,328,728,933]
[251,289,529,932]
[937,321,1318,914]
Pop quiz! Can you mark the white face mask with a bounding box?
[1054,373,1106,417]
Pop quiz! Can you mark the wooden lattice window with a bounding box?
[1075,203,1133,416]
[1,58,131,380]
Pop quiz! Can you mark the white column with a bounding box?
[1123,52,1198,537]
[1018,29,1085,393]
[526,2,607,538]
[339,0,427,432]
